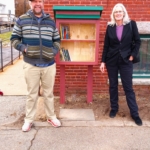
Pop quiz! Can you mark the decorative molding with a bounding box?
[119,79,150,85]
[136,22,150,34]
[108,79,150,85]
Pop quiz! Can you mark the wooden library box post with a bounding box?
[53,6,103,103]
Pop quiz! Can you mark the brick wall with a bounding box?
[44,0,150,96]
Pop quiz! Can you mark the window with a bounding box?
[133,35,150,78]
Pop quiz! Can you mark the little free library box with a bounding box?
[53,6,103,103]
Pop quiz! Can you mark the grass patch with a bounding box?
[0,32,12,41]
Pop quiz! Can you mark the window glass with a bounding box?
[133,38,150,78]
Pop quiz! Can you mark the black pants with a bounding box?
[106,56,139,117]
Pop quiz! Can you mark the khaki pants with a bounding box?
[23,62,56,123]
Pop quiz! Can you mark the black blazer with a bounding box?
[101,20,141,65]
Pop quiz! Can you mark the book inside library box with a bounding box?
[60,41,95,62]
[60,23,96,62]
[60,23,96,40]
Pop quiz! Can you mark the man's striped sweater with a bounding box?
[10,9,60,65]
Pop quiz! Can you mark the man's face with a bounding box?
[29,0,44,17]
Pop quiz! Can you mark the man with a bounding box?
[10,0,61,132]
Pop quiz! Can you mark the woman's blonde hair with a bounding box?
[108,3,130,26]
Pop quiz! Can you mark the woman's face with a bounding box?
[114,6,124,21]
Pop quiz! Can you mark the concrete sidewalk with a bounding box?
[0,58,150,150]
[0,57,27,95]
[0,96,150,150]
[1,126,150,150]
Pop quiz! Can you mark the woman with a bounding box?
[100,3,142,126]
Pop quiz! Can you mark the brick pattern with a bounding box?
[44,0,150,95]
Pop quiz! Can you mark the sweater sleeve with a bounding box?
[10,18,26,52]
[52,27,61,56]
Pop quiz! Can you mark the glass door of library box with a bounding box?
[56,19,100,65]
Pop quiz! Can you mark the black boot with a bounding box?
[109,110,118,118]
[131,116,142,126]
